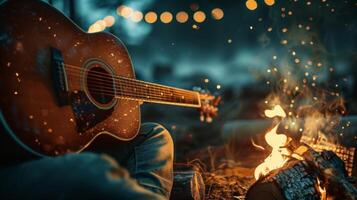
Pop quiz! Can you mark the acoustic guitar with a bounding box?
[0,0,220,156]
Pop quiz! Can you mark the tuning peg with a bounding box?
[213,96,222,106]
[200,111,205,122]
[206,114,213,123]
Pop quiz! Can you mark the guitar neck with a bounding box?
[115,77,202,108]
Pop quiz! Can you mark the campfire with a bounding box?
[247,104,357,199]
[172,99,357,199]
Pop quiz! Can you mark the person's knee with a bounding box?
[140,123,174,151]
[136,123,174,196]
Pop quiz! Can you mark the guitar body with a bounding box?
[0,0,140,156]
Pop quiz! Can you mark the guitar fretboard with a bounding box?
[115,77,201,107]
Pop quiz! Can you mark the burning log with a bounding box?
[246,160,320,200]
[293,144,357,199]
[228,105,357,199]
[246,144,357,200]
[301,135,355,176]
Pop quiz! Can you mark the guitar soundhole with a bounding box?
[85,65,116,109]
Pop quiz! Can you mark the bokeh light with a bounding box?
[116,5,124,15]
[193,11,206,23]
[145,11,158,24]
[130,11,143,22]
[103,15,115,27]
[96,20,106,29]
[176,11,189,23]
[211,8,224,20]
[160,11,173,24]
[117,5,133,18]
[88,22,105,33]
[246,0,258,11]
[264,0,275,6]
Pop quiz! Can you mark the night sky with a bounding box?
[60,0,357,91]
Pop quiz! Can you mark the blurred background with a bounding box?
[45,0,357,172]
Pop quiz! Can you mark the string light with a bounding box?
[176,11,188,23]
[246,0,258,10]
[193,11,206,23]
[145,11,158,24]
[160,11,173,24]
[264,0,275,6]
[130,11,143,22]
[117,5,133,18]
[103,16,115,27]
[211,8,224,20]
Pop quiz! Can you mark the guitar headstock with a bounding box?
[194,87,221,123]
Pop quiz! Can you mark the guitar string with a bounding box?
[64,70,198,103]
[62,64,198,98]
[63,63,197,96]
[61,68,199,104]
[71,81,197,104]
[67,71,196,101]
[58,62,200,103]
[61,65,199,102]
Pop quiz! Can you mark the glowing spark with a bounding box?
[192,24,199,29]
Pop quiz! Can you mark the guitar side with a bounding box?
[0,0,141,156]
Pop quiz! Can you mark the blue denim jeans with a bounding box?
[0,123,174,199]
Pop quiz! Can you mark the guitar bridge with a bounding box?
[51,47,69,106]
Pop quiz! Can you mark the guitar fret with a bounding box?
[115,78,200,107]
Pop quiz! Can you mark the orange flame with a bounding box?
[254,105,290,180]
[317,178,327,200]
